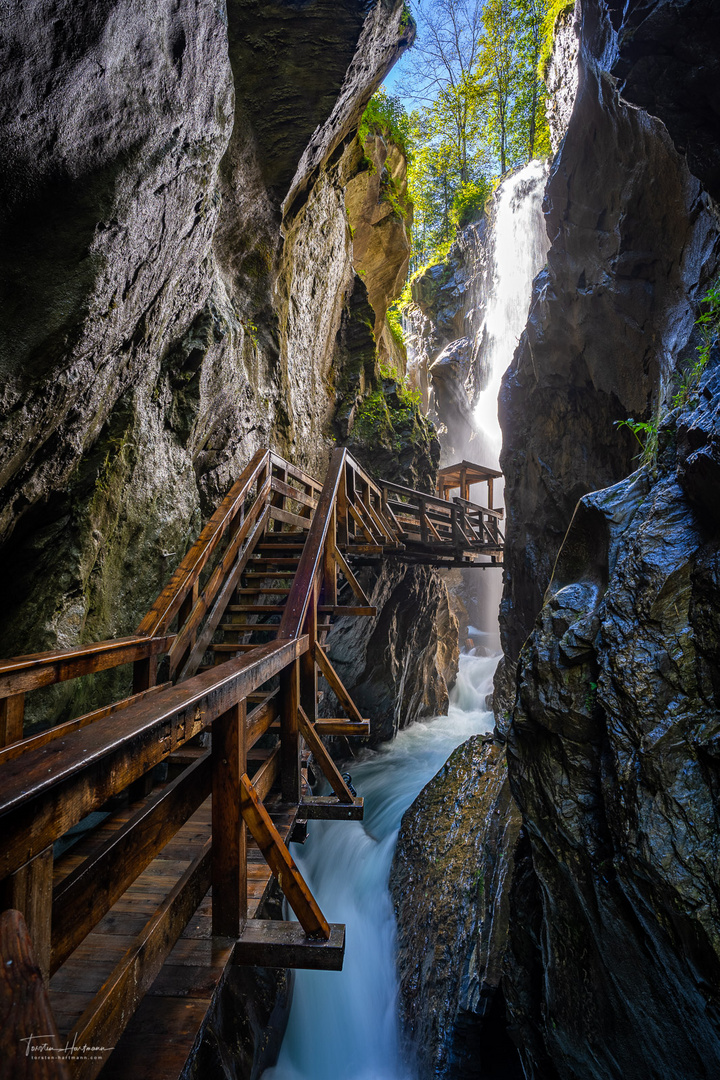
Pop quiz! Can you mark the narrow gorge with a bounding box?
[1,2,719,1080]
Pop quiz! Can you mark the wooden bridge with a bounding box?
[0,448,503,1080]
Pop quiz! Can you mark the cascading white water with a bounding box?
[473,158,550,463]
[261,653,497,1080]
[469,158,550,642]
[262,158,550,1080]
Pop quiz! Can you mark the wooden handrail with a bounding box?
[277,448,348,640]
[137,448,270,637]
[0,636,308,880]
[0,635,174,699]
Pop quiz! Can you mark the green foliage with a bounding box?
[539,0,575,79]
[395,0,551,269]
[359,89,413,160]
[386,303,406,348]
[613,279,720,467]
[614,416,659,468]
[451,178,493,228]
[672,280,720,408]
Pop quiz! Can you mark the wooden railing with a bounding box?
[379,479,505,559]
[0,444,505,1078]
[0,449,379,1080]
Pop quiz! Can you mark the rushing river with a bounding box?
[262,652,497,1080]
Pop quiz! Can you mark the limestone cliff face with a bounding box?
[500,1,720,1077]
[0,2,443,703]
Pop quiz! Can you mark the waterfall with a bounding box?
[261,653,497,1080]
[472,158,550,464]
[467,158,550,644]
[262,159,550,1080]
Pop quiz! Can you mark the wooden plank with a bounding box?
[50,754,211,974]
[270,453,322,495]
[347,499,376,544]
[314,719,370,737]
[239,775,329,939]
[138,448,269,636]
[331,546,371,606]
[270,477,317,510]
[0,684,171,766]
[0,693,24,747]
[246,693,279,748]
[0,636,308,880]
[300,797,365,821]
[277,449,347,641]
[268,505,311,530]
[233,919,344,970]
[251,745,280,803]
[212,702,247,936]
[297,707,354,804]
[66,840,212,1080]
[313,645,364,724]
[300,582,318,723]
[0,636,174,699]
[280,659,300,804]
[0,847,53,983]
[0,909,69,1080]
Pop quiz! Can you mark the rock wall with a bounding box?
[0,1,458,730]
[391,737,522,1079]
[391,1,720,1078]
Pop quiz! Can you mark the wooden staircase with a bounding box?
[0,447,504,1080]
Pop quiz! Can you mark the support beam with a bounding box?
[297,707,354,803]
[239,774,330,939]
[300,797,365,821]
[234,919,345,970]
[0,909,68,1080]
[280,659,301,803]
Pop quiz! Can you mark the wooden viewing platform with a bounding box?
[0,448,504,1080]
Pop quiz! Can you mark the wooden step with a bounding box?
[248,557,300,567]
[300,797,364,821]
[219,623,279,632]
[226,605,287,614]
[243,570,297,578]
[212,643,274,653]
[236,588,291,595]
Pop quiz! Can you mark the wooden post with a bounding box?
[460,466,468,502]
[0,693,24,747]
[132,655,158,694]
[0,847,53,983]
[487,477,494,511]
[300,584,318,724]
[337,466,349,548]
[323,509,337,608]
[0,909,69,1080]
[419,498,429,544]
[212,700,247,936]
[280,658,301,803]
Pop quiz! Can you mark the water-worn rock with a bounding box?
[497,0,720,674]
[505,362,720,1079]
[391,738,523,1080]
[323,562,459,745]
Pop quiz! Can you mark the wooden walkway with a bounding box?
[0,448,504,1080]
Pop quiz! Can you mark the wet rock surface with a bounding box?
[323,562,459,745]
[498,0,720,669]
[391,737,522,1080]
[505,364,720,1078]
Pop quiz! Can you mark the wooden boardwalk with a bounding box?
[0,448,504,1080]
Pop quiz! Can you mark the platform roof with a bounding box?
[437,460,503,485]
